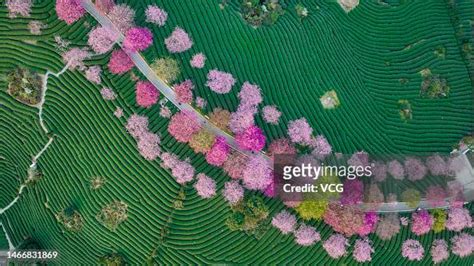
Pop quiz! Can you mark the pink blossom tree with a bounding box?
[340,179,364,205]
[323,203,364,237]
[451,233,474,257]
[431,239,449,264]
[194,173,216,199]
[125,114,148,139]
[222,181,244,205]
[137,132,161,160]
[159,106,172,119]
[62,47,90,71]
[108,49,134,74]
[387,160,405,180]
[85,66,102,84]
[411,210,434,236]
[190,53,206,69]
[56,0,86,25]
[402,239,424,261]
[205,136,230,166]
[271,210,297,234]
[28,21,45,35]
[113,107,123,118]
[235,125,266,152]
[262,105,281,125]
[6,0,32,18]
[100,88,116,100]
[238,82,262,109]
[145,5,168,26]
[426,155,448,176]
[206,69,236,94]
[229,109,255,134]
[358,212,378,237]
[160,154,195,184]
[165,27,193,53]
[242,155,272,191]
[323,234,349,259]
[123,27,153,52]
[310,135,332,159]
[223,152,247,179]
[136,81,159,108]
[195,97,207,109]
[107,4,135,33]
[294,224,320,246]
[347,151,370,168]
[95,0,114,14]
[168,111,201,143]
[353,239,374,263]
[446,207,472,232]
[404,157,427,181]
[376,214,401,240]
[372,161,387,182]
[88,26,118,54]
[174,79,194,104]
[288,118,313,145]
[268,138,296,157]
[425,185,447,207]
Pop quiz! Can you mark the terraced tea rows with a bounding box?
[0,0,473,265]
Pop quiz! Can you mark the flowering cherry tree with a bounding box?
[271,211,297,234]
[194,174,216,199]
[126,114,148,139]
[229,109,255,134]
[88,26,118,54]
[223,181,244,205]
[6,0,32,18]
[402,239,424,261]
[56,0,86,25]
[294,224,320,246]
[268,138,296,157]
[238,82,262,109]
[168,111,201,143]
[404,157,427,181]
[137,132,161,160]
[136,81,159,108]
[430,239,449,264]
[206,69,236,94]
[262,105,281,125]
[223,152,247,179]
[123,27,153,52]
[323,234,349,259]
[108,49,134,74]
[242,156,272,191]
[451,233,474,257]
[445,207,472,232]
[174,79,194,104]
[145,5,168,26]
[411,210,434,236]
[62,47,90,71]
[376,214,401,240]
[190,53,206,68]
[108,4,135,33]
[310,135,332,159]
[288,118,313,145]
[85,66,102,85]
[235,125,266,152]
[387,160,405,180]
[100,88,116,101]
[165,27,193,53]
[205,136,230,166]
[353,239,374,263]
